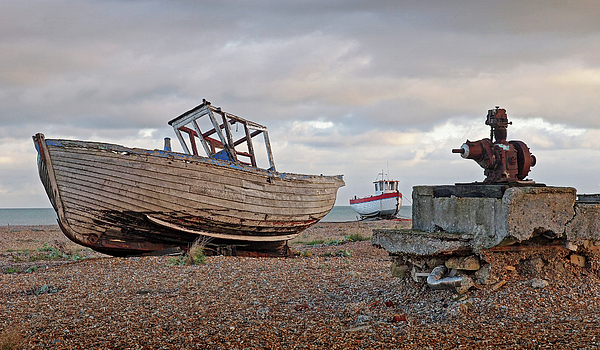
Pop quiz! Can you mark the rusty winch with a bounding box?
[452,107,536,183]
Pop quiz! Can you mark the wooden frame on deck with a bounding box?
[168,100,276,171]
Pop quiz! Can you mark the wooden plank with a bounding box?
[59,180,329,227]
[53,161,335,213]
[50,146,341,194]
[55,169,333,222]
[57,208,112,236]
[61,181,330,221]
[263,131,276,171]
[51,152,338,206]
[192,120,213,157]
[47,139,343,186]
[243,122,256,167]
[60,185,329,237]
[54,205,106,234]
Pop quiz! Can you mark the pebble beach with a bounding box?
[2,221,600,349]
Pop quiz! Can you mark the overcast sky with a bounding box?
[1,0,599,208]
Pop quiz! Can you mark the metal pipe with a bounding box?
[427,266,473,293]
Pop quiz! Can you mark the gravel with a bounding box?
[2,223,600,349]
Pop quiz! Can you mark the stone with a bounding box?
[491,280,507,291]
[452,294,468,302]
[565,241,578,251]
[570,254,586,267]
[523,256,545,276]
[503,187,575,242]
[459,303,470,313]
[455,277,474,295]
[346,271,363,278]
[391,314,407,322]
[374,184,600,282]
[445,255,481,271]
[390,262,409,278]
[552,259,566,275]
[294,304,309,311]
[528,278,549,289]
[345,325,372,332]
[426,257,447,269]
[407,257,426,269]
[474,264,499,285]
[356,315,370,324]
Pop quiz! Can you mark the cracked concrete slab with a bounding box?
[566,202,600,245]
[371,229,472,256]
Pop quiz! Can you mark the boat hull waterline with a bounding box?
[33,134,344,256]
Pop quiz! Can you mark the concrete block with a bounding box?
[390,261,410,278]
[504,186,576,242]
[412,185,576,250]
[371,229,472,256]
[375,185,600,263]
[566,203,600,245]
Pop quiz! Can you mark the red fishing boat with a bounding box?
[349,172,402,220]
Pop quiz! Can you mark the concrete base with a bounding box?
[372,185,600,286]
[373,185,600,258]
[412,184,576,251]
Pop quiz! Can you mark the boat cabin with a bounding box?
[374,180,399,195]
[168,99,276,171]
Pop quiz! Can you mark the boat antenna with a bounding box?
[387,160,390,180]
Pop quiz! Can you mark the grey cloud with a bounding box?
[1,1,600,207]
[2,1,600,130]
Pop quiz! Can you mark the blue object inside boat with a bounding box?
[212,149,233,162]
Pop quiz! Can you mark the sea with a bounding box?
[0,206,412,226]
[0,208,58,226]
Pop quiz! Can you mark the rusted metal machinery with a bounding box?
[452,107,536,183]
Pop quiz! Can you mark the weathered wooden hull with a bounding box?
[33,134,344,256]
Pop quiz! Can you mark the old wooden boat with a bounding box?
[349,173,402,220]
[33,100,344,256]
